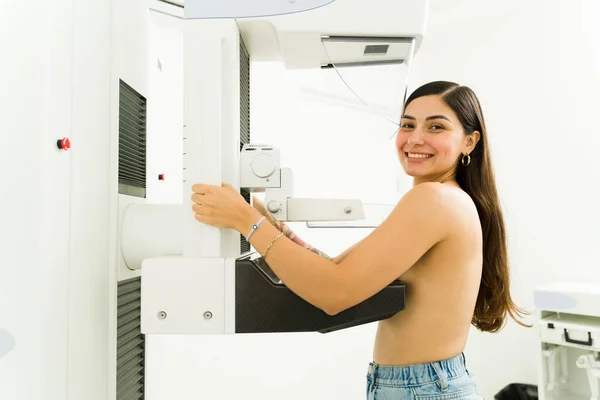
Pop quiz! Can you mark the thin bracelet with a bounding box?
[263,232,284,259]
[246,216,266,241]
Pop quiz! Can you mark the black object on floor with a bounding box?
[494,383,538,400]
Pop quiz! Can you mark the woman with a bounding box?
[191,81,528,399]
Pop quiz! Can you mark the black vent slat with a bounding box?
[119,88,146,105]
[120,181,146,191]
[118,299,141,318]
[118,166,146,180]
[118,125,146,145]
[118,308,142,329]
[118,143,147,163]
[119,94,146,111]
[118,99,146,116]
[118,151,146,168]
[118,79,147,198]
[118,118,145,134]
[240,37,251,254]
[118,140,147,158]
[117,161,146,178]
[119,279,141,295]
[117,345,144,369]
[117,336,144,359]
[118,101,146,117]
[117,366,144,389]
[117,353,144,376]
[118,290,141,307]
[118,176,146,187]
[117,319,141,339]
[117,277,145,400]
[118,109,146,130]
[119,137,146,159]
[117,161,146,180]
[118,129,146,144]
[117,324,141,348]
[117,379,144,400]
[118,149,146,166]
[119,84,146,106]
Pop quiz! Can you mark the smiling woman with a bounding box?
[396,81,528,333]
[191,81,529,400]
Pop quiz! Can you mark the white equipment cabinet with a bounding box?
[535,283,600,400]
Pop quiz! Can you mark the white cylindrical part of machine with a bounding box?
[121,204,185,270]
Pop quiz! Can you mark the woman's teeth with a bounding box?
[406,153,433,159]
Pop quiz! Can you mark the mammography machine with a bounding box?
[0,0,428,398]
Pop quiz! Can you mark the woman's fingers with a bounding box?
[192,183,209,194]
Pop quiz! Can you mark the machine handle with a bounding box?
[564,329,593,346]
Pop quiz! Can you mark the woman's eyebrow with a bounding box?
[426,115,451,122]
[400,114,451,122]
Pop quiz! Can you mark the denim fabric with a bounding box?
[365,353,485,399]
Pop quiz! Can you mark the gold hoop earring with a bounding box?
[461,154,471,166]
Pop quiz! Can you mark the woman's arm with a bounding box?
[237,183,452,315]
[252,195,331,259]
[330,240,363,264]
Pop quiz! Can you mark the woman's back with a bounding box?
[373,183,483,365]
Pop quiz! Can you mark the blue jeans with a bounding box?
[366,353,485,399]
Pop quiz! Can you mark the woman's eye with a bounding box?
[430,124,444,131]
[401,123,414,129]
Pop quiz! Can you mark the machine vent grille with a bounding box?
[118,80,147,198]
[240,37,252,254]
[239,36,251,150]
[117,277,145,400]
[240,188,252,253]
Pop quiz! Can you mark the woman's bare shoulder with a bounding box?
[405,182,479,227]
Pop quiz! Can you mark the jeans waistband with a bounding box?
[367,353,468,387]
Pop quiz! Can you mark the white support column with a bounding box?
[182,19,241,259]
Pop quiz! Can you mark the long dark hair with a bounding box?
[403,81,529,332]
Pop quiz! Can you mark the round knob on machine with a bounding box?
[267,201,281,213]
[250,153,275,178]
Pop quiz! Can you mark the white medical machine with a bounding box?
[535,283,600,400]
[0,0,428,399]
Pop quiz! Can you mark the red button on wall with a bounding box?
[57,138,71,150]
[158,173,165,181]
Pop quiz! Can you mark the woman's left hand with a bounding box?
[191,182,254,232]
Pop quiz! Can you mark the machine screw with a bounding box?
[158,311,167,320]
[344,207,352,214]
[203,311,213,320]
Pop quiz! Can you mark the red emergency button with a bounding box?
[57,137,71,150]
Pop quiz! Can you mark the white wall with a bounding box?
[146,1,600,399]
[1,0,115,399]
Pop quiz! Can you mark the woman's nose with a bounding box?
[407,130,425,145]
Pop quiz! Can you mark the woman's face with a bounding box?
[396,95,474,184]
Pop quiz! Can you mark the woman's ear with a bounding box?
[465,131,481,154]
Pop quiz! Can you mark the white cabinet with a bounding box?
[535,283,600,400]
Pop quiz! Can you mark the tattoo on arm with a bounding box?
[267,216,330,259]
